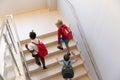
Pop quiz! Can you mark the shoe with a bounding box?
[43,66,47,70]
[57,46,63,50]
[37,62,41,66]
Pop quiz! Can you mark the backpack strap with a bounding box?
[32,42,38,45]
[68,61,71,65]
[32,39,41,45]
[63,61,71,66]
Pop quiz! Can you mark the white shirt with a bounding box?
[28,38,42,55]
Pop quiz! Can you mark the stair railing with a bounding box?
[64,0,103,80]
[0,15,31,80]
[6,15,31,80]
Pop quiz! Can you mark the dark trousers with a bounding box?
[34,54,45,67]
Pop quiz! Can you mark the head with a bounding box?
[55,20,63,28]
[29,30,36,40]
[64,54,70,61]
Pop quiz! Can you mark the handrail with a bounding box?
[7,15,31,80]
[3,34,21,76]
[0,15,31,80]
[0,18,6,46]
[64,0,103,80]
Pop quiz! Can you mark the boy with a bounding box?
[25,30,47,69]
[55,20,73,55]
[56,52,77,80]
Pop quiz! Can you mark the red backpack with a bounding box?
[32,39,48,58]
[62,26,73,40]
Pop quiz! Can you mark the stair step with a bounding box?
[24,40,76,62]
[20,31,57,47]
[30,56,84,80]
[43,65,88,80]
[73,74,90,80]
[27,48,80,73]
[21,30,89,80]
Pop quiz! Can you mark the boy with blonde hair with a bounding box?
[55,20,73,55]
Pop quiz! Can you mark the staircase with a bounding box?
[20,31,90,80]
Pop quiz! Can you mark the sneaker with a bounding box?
[37,62,41,66]
[57,46,63,50]
[43,66,47,70]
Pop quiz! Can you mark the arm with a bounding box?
[56,57,64,66]
[56,57,61,63]
[25,44,34,53]
[58,29,61,44]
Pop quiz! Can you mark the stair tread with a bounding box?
[44,65,88,80]
[24,40,76,61]
[21,32,57,51]
[30,56,85,80]
[21,30,89,80]
[27,48,80,72]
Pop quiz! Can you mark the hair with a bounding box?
[55,20,63,27]
[29,30,36,39]
[64,54,70,61]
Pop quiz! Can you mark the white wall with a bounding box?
[0,0,57,16]
[57,0,99,80]
[0,0,47,16]
[58,0,120,80]
[47,0,57,10]
[13,9,63,40]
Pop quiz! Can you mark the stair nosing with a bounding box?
[29,54,81,74]
[40,61,84,80]
[25,45,77,64]
[20,31,57,44]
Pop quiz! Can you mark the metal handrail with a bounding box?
[64,0,103,80]
[0,15,31,80]
[3,34,21,76]
[0,18,6,46]
[7,15,31,80]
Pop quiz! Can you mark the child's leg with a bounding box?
[66,44,70,53]
[40,57,47,69]
[64,40,70,54]
[34,54,41,66]
[59,42,63,48]
[57,39,64,50]
[59,38,64,48]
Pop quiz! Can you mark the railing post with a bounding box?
[3,34,21,76]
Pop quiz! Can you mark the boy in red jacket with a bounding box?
[55,20,73,55]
